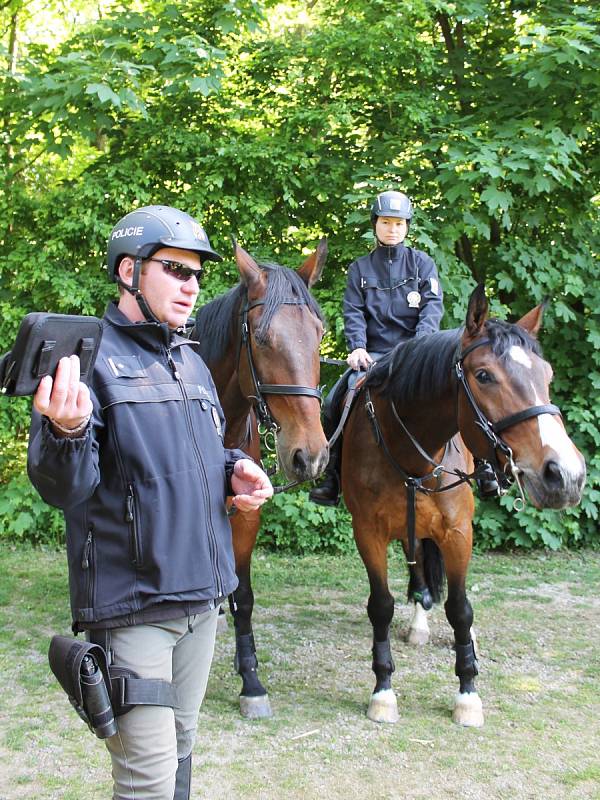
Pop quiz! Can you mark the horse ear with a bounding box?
[516,301,546,338]
[297,237,328,288]
[233,240,266,294]
[465,284,488,338]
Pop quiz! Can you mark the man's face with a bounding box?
[375,216,408,246]
[137,247,202,329]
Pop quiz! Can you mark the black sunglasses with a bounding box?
[146,258,203,283]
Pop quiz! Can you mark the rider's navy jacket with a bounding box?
[343,243,443,353]
[28,302,242,630]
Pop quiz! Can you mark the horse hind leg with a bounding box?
[404,539,445,646]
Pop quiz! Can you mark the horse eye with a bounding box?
[475,369,493,385]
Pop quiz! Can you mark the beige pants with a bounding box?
[100,610,219,800]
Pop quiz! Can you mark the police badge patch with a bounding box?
[407,291,421,308]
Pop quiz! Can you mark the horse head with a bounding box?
[234,239,329,482]
[457,285,586,509]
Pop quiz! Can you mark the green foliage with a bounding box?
[0,0,598,549]
[0,472,64,544]
[260,490,354,554]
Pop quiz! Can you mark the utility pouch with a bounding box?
[0,313,102,397]
[48,635,179,739]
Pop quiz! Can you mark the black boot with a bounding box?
[309,467,340,506]
[475,459,501,499]
[174,753,191,800]
[309,440,341,506]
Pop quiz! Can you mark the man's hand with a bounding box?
[230,458,273,512]
[33,355,93,432]
[347,348,373,371]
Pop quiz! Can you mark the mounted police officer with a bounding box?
[28,205,273,800]
[310,189,499,506]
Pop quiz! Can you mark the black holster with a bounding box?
[48,635,178,739]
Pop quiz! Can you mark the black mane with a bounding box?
[194,262,324,364]
[366,318,542,406]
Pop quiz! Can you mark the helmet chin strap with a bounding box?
[118,257,162,325]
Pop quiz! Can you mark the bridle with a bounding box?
[454,337,561,500]
[238,297,323,488]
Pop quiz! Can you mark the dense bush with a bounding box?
[1,0,598,550]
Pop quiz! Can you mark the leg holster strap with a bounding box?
[109,665,179,716]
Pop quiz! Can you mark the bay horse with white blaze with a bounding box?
[342,285,585,727]
[192,240,328,717]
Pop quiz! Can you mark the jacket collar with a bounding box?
[374,242,406,261]
[104,301,187,350]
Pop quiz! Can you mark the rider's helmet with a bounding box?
[370,191,413,225]
[107,205,222,282]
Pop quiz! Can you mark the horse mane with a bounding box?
[194,262,324,364]
[367,318,543,406]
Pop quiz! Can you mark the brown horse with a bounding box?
[342,285,586,727]
[192,240,328,717]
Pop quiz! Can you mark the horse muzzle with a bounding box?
[520,456,586,509]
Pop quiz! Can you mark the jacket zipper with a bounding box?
[166,344,224,596]
[82,528,95,609]
[126,483,142,566]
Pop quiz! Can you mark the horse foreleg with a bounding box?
[444,574,484,728]
[357,537,399,724]
[230,512,272,719]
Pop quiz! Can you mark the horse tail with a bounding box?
[422,538,445,604]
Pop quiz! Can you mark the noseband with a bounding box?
[240,298,322,438]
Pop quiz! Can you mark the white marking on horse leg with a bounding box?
[452,691,484,727]
[538,414,584,475]
[407,603,430,646]
[367,688,399,724]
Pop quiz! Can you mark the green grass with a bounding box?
[1,544,600,799]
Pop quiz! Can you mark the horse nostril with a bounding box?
[292,448,308,475]
[543,460,565,491]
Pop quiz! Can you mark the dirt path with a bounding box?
[1,548,599,799]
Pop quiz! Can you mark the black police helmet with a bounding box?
[370,191,413,224]
[106,205,222,281]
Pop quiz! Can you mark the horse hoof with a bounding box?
[452,691,484,727]
[366,689,399,724]
[240,694,273,719]
[406,627,430,646]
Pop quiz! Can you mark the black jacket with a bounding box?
[28,302,242,630]
[343,243,443,353]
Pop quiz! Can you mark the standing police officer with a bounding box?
[28,206,272,799]
[310,189,444,505]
